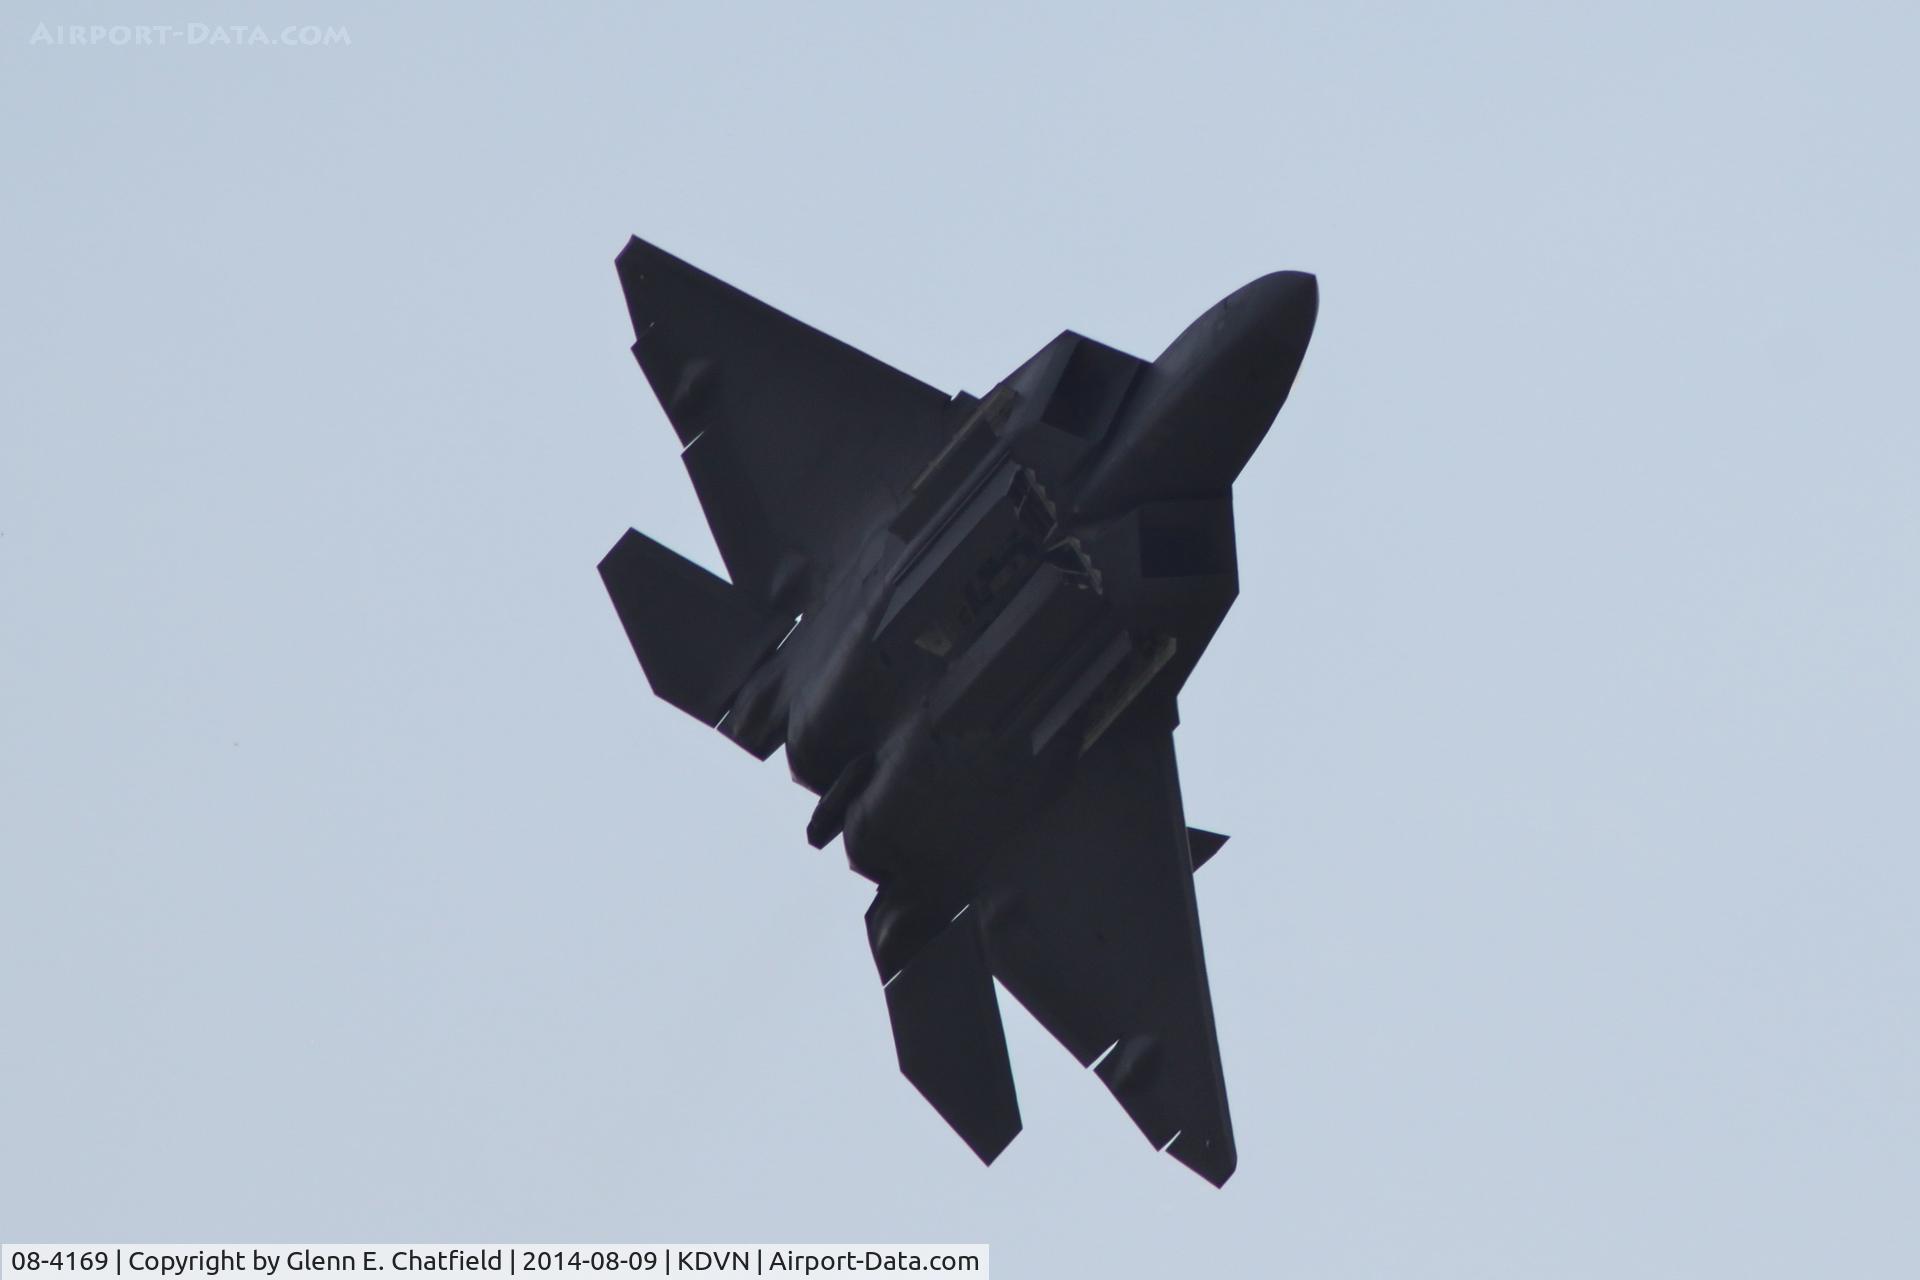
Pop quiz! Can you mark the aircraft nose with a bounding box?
[1167,269,1318,391]
[1072,269,1319,516]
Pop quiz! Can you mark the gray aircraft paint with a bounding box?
[599,238,1316,1184]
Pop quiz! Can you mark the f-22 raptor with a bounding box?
[599,237,1316,1186]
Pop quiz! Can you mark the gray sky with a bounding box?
[4,3,1915,1275]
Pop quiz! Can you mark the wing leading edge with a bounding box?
[975,697,1237,1185]
[615,237,958,612]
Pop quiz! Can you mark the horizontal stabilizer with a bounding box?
[598,529,792,727]
[882,909,1022,1165]
[1188,828,1229,871]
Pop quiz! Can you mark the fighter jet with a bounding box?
[598,237,1316,1186]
